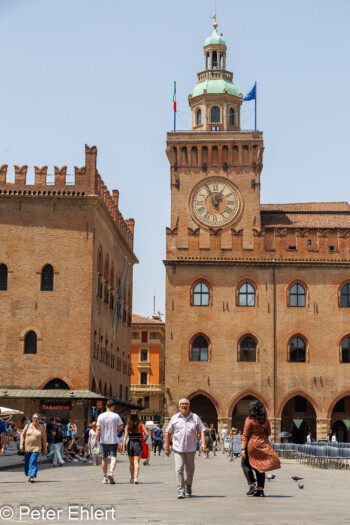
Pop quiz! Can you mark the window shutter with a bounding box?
[339,343,342,363]
[237,341,240,362]
[306,343,310,363]
[287,287,290,307]
[287,342,290,362]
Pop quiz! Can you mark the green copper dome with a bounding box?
[204,28,226,46]
[191,78,240,99]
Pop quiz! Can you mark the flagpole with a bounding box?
[174,81,176,132]
[255,81,257,131]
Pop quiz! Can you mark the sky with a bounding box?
[1,0,350,318]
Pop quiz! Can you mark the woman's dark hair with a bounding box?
[127,413,141,434]
[248,400,266,424]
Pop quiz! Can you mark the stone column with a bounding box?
[217,417,231,432]
[317,418,331,441]
[270,418,281,441]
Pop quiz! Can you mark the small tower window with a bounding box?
[212,51,217,69]
[211,106,220,123]
[0,264,8,290]
[24,331,37,354]
[41,264,54,291]
[196,108,202,126]
[229,108,235,125]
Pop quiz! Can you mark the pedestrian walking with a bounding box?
[209,423,217,456]
[306,432,312,443]
[153,424,163,456]
[45,417,54,453]
[123,413,148,484]
[203,423,212,458]
[88,421,100,465]
[143,429,152,466]
[94,400,123,485]
[241,400,280,497]
[0,417,7,456]
[221,425,227,453]
[165,398,206,499]
[52,417,65,467]
[19,413,47,482]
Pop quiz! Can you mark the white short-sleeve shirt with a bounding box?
[166,412,205,453]
[96,411,123,444]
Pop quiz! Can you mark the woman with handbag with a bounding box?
[241,400,280,497]
[123,413,148,484]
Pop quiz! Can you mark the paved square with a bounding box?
[0,453,348,524]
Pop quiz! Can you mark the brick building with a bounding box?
[130,314,166,424]
[0,145,138,429]
[164,23,350,442]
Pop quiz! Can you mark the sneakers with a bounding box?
[129,478,134,484]
[177,489,185,499]
[30,478,35,483]
[102,477,108,484]
[246,484,258,496]
[108,472,115,484]
[185,487,192,498]
[134,478,138,484]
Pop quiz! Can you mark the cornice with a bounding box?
[163,257,350,267]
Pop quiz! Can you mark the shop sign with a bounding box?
[343,419,350,429]
[91,406,97,417]
[41,403,71,411]
[96,401,103,408]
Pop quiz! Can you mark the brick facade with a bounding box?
[130,314,165,424]
[0,145,137,429]
[164,27,350,442]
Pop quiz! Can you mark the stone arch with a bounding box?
[327,389,350,418]
[227,388,271,418]
[39,376,71,390]
[279,390,319,443]
[186,390,220,428]
[277,389,320,418]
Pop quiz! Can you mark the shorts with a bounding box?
[127,439,142,457]
[100,443,118,458]
[47,434,53,444]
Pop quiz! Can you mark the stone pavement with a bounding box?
[0,452,348,524]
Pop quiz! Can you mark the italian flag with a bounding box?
[173,82,176,112]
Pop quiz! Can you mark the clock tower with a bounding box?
[164,22,264,427]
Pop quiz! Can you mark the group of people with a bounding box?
[4,397,281,497]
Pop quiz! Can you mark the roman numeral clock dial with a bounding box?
[191,179,241,228]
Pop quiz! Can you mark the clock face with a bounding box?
[192,179,241,227]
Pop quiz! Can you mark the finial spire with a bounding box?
[211,13,218,29]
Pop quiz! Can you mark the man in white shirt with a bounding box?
[94,400,123,484]
[165,398,206,499]
[221,425,227,453]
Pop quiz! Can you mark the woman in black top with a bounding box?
[123,413,148,484]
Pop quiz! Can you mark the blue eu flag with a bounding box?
[242,83,256,101]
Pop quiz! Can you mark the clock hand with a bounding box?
[204,184,216,206]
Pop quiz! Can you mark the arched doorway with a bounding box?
[332,420,347,443]
[231,395,263,433]
[189,394,217,429]
[330,396,350,442]
[281,395,316,443]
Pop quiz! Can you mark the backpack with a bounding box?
[56,425,64,442]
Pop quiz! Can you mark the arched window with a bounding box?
[0,264,7,290]
[192,281,210,306]
[340,284,350,307]
[41,264,54,291]
[211,106,220,123]
[238,283,255,307]
[289,336,306,363]
[24,331,37,354]
[191,335,209,361]
[43,378,70,390]
[289,283,306,307]
[229,108,235,125]
[239,336,256,362]
[196,108,202,126]
[341,337,350,363]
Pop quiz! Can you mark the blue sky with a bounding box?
[1,0,349,317]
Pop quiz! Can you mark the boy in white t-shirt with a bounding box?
[94,400,123,484]
[221,426,227,453]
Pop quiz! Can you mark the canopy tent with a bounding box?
[0,406,24,422]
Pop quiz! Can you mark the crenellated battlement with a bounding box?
[0,145,134,251]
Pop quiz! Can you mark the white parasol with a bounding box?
[0,407,24,422]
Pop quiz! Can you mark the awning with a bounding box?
[0,389,106,400]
